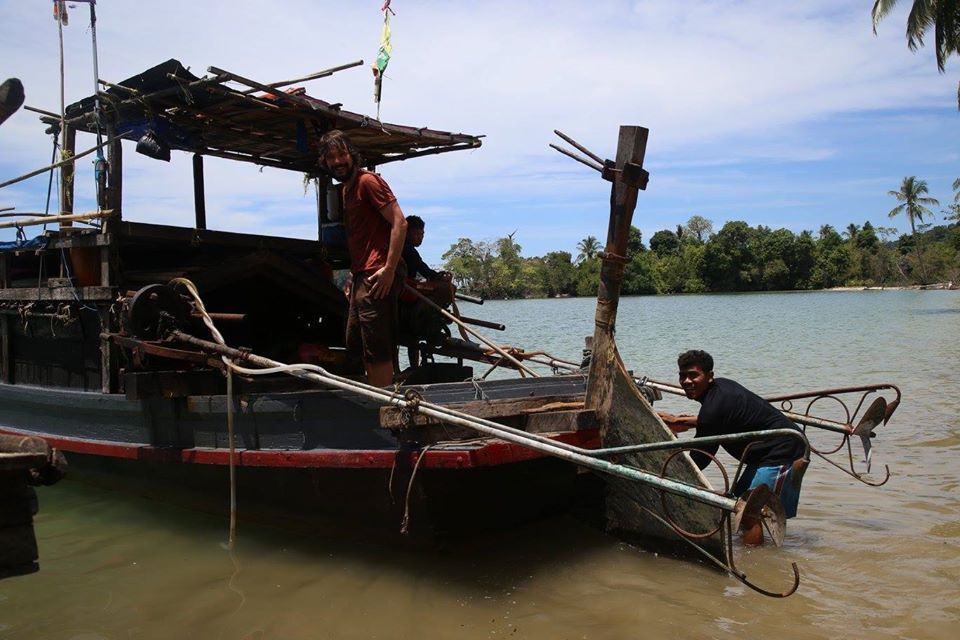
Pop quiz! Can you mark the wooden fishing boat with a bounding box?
[0,59,900,595]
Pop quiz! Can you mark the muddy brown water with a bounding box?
[2,291,958,639]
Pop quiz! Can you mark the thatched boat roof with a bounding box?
[61,59,481,172]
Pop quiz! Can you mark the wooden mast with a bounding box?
[581,126,723,554]
[584,125,649,421]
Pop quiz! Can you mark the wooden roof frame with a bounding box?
[56,59,482,173]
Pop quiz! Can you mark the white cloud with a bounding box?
[1,1,956,257]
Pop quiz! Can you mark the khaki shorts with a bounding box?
[345,264,406,364]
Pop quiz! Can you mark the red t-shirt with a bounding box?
[341,170,398,274]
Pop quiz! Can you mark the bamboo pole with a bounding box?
[208,66,317,110]
[23,105,60,119]
[240,60,364,95]
[0,132,128,191]
[0,210,112,230]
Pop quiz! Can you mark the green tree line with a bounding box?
[441,177,960,299]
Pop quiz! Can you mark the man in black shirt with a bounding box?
[399,216,454,367]
[402,216,447,282]
[658,350,808,545]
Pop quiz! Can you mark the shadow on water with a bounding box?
[38,457,640,596]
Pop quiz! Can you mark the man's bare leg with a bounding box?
[741,516,764,546]
[367,360,395,387]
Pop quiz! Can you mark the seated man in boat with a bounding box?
[657,350,808,545]
[399,215,454,367]
[319,130,407,387]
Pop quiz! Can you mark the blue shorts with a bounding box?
[733,463,803,519]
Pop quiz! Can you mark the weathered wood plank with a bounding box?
[46,233,113,249]
[0,287,114,302]
[525,408,596,434]
[379,393,585,429]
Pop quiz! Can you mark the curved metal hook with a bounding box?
[730,561,801,598]
[628,502,801,598]
[852,464,891,487]
[658,448,729,540]
[723,517,801,598]
[812,449,891,487]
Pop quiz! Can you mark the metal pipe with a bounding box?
[594,428,810,461]
[780,411,851,435]
[456,315,504,331]
[454,292,483,305]
[167,330,737,512]
[640,378,855,434]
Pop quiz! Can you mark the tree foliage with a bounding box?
[887,176,940,284]
[872,0,960,108]
[440,200,960,299]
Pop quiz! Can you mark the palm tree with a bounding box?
[945,177,960,221]
[872,0,960,108]
[843,223,861,242]
[576,235,601,263]
[887,176,940,284]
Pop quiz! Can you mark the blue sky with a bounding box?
[1,0,957,265]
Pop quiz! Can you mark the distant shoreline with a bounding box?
[825,282,956,292]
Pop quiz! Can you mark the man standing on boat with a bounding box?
[657,350,808,545]
[319,130,407,387]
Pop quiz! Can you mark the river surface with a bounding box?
[3,291,959,639]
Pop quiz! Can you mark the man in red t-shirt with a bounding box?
[319,130,408,387]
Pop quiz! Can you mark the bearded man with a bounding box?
[318,130,407,387]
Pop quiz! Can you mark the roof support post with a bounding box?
[193,154,206,230]
[58,124,75,225]
[106,121,122,224]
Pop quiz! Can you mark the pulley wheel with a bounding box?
[128,284,189,340]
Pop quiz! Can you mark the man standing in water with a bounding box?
[319,130,407,387]
[657,350,808,545]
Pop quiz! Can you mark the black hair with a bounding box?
[677,350,713,372]
[406,215,425,230]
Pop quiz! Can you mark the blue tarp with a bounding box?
[0,235,49,252]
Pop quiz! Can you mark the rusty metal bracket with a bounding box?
[602,161,649,190]
[550,129,649,190]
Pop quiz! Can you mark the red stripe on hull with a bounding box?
[0,428,600,469]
